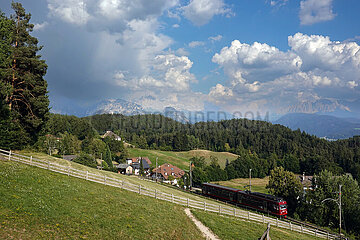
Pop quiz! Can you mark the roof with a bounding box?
[116,164,131,169]
[202,183,240,192]
[152,163,185,180]
[131,159,150,169]
[102,131,121,140]
[128,157,152,165]
[63,155,78,161]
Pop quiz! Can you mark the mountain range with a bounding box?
[274,113,360,139]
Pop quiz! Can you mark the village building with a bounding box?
[102,131,121,141]
[116,164,133,175]
[152,163,185,184]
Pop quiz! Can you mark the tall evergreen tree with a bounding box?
[104,145,113,170]
[1,2,49,147]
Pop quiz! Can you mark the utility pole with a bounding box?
[189,161,192,190]
[339,184,342,238]
[322,184,342,239]
[155,157,158,182]
[249,168,252,192]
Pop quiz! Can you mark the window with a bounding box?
[165,172,168,175]
[171,168,174,170]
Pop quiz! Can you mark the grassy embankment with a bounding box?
[192,210,321,240]
[213,177,269,194]
[127,148,239,169]
[0,159,204,239]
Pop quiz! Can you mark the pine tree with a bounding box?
[104,145,113,170]
[1,2,49,147]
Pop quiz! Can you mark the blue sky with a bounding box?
[1,0,360,118]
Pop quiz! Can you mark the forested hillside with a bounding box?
[41,113,360,181]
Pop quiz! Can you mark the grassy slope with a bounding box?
[213,177,269,194]
[192,210,321,240]
[127,148,239,170]
[0,160,204,239]
[17,151,240,209]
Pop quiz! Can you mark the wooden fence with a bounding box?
[0,149,339,239]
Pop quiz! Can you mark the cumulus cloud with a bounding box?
[112,53,204,111]
[182,0,232,26]
[299,0,336,25]
[210,33,360,114]
[33,22,49,31]
[47,0,90,25]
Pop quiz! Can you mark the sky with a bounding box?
[1,0,360,118]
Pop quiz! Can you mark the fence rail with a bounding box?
[0,149,339,239]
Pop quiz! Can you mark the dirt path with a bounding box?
[184,208,220,240]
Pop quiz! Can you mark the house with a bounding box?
[102,131,121,141]
[151,163,185,184]
[116,164,133,175]
[299,173,313,191]
[131,159,150,175]
[126,157,152,165]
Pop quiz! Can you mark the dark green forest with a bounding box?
[83,114,360,180]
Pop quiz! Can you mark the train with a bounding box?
[202,183,288,217]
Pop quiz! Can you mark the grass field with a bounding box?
[0,159,204,239]
[127,148,239,170]
[192,210,321,240]
[213,177,269,194]
[16,151,241,208]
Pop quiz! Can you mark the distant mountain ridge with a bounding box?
[86,99,146,116]
[274,113,360,139]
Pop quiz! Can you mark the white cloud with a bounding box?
[34,22,49,31]
[210,33,360,114]
[299,0,336,25]
[48,0,90,25]
[189,41,205,48]
[212,40,302,83]
[112,53,203,111]
[172,24,180,28]
[182,0,232,26]
[209,34,223,42]
[175,48,189,56]
[269,0,288,7]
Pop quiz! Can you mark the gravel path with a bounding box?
[184,208,220,240]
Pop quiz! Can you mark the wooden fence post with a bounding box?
[301,225,303,233]
[67,166,70,176]
[187,198,189,207]
[104,176,107,184]
[234,208,236,216]
[171,194,174,203]
[262,214,265,223]
[219,205,221,214]
[155,189,157,199]
[138,185,141,194]
[289,222,292,231]
[248,211,250,220]
[315,228,317,237]
[86,171,88,180]
[276,218,278,227]
[47,161,50,170]
[30,156,32,165]
[8,150,11,161]
[204,202,206,211]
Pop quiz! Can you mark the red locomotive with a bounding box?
[202,183,287,217]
